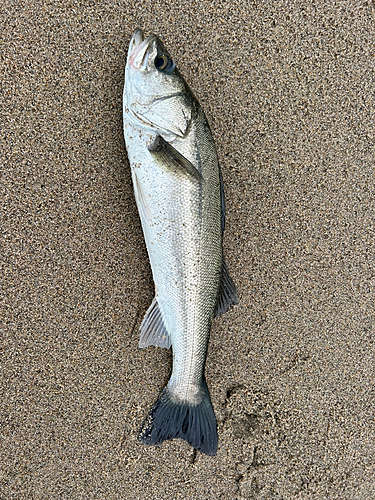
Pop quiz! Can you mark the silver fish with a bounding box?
[123,28,238,455]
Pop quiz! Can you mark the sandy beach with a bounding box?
[1,1,374,498]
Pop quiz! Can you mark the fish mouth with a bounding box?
[128,28,157,70]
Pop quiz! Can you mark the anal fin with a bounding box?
[139,297,171,349]
[214,260,239,317]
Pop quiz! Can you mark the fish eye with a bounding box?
[154,54,175,73]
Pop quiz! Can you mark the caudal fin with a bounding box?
[138,379,218,456]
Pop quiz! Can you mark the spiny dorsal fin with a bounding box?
[214,260,239,317]
[219,165,225,233]
[139,297,171,349]
[148,135,203,182]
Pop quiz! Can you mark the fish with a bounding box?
[123,28,238,456]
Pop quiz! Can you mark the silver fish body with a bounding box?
[123,28,238,455]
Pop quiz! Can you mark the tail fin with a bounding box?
[138,379,218,456]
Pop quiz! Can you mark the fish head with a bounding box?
[124,28,195,138]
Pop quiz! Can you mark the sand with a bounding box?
[1,1,374,498]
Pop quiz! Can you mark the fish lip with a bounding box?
[132,27,144,48]
[128,29,157,70]
[127,28,143,63]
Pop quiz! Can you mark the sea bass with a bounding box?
[123,28,238,455]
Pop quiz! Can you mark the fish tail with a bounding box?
[138,378,218,456]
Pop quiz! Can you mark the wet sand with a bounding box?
[1,1,375,498]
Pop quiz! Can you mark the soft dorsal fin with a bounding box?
[148,135,203,182]
[214,260,239,317]
[139,297,171,349]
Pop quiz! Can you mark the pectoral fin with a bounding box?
[148,135,203,182]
